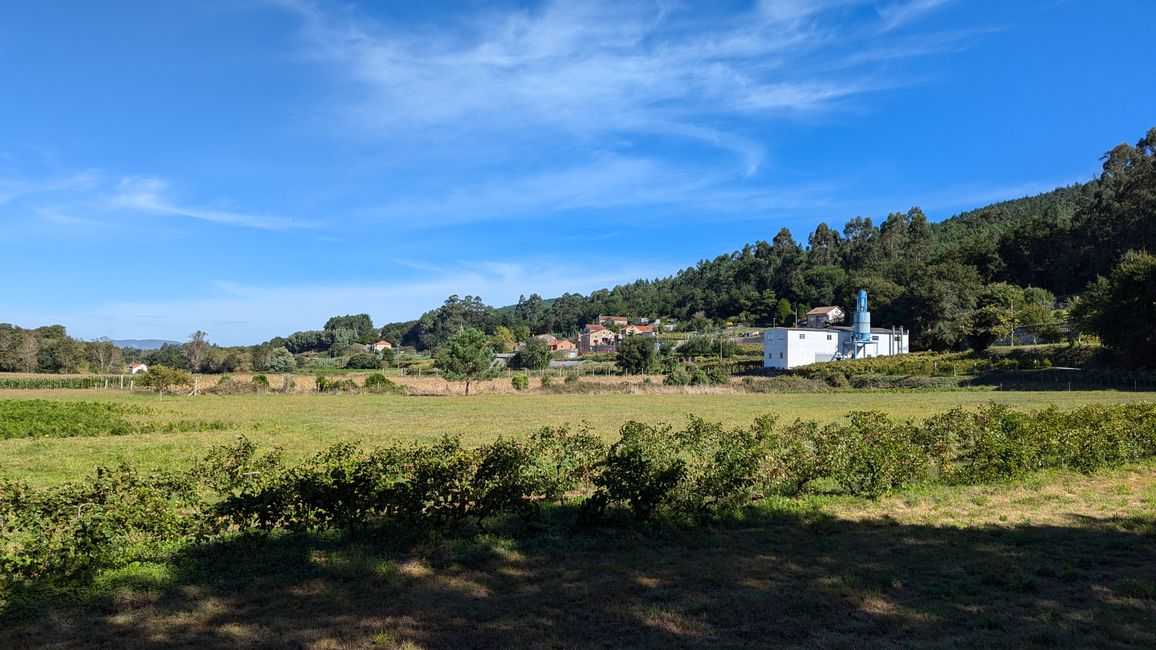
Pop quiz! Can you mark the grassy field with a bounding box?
[3,461,1153,649]
[3,385,1156,647]
[2,386,1156,486]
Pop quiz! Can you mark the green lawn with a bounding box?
[2,387,1155,485]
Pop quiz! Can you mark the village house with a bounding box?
[805,306,845,328]
[598,315,629,327]
[536,333,577,352]
[621,324,657,337]
[369,340,393,352]
[129,363,148,374]
[579,324,618,354]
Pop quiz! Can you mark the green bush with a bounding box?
[344,353,382,370]
[135,365,193,394]
[316,375,359,393]
[364,373,403,394]
[511,374,530,391]
[525,424,607,502]
[663,363,724,386]
[583,415,778,523]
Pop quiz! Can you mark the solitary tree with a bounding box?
[136,365,193,396]
[265,346,297,373]
[617,335,657,374]
[186,330,210,372]
[437,327,498,395]
[510,336,551,370]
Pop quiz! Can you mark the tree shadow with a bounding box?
[3,509,1155,648]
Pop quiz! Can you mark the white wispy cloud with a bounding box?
[876,0,953,32]
[0,172,99,205]
[108,177,317,231]
[275,0,962,174]
[0,171,318,233]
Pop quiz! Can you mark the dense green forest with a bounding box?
[3,127,1153,370]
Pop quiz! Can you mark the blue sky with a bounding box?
[1,0,1154,345]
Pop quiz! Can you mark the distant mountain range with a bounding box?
[112,339,180,350]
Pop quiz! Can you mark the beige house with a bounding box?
[805,306,845,328]
[579,324,617,354]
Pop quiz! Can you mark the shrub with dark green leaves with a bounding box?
[524,424,607,502]
[344,353,382,370]
[823,411,926,498]
[316,375,359,393]
[363,373,403,394]
[0,465,202,589]
[584,415,779,523]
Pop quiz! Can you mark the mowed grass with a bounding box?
[4,461,1154,649]
[1,387,1155,486]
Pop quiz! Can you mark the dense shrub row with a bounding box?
[0,400,227,440]
[4,403,1156,606]
[792,351,1032,379]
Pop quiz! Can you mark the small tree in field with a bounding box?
[509,336,551,370]
[137,365,193,395]
[437,328,498,395]
[617,335,656,374]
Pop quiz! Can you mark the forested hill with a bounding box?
[368,127,1154,353]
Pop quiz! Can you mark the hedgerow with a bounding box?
[4,402,1156,613]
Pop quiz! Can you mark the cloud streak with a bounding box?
[277,0,962,171]
[108,177,317,231]
[0,171,318,233]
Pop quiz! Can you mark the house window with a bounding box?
[871,335,879,341]
[799,333,805,339]
[826,334,832,340]
[779,352,783,359]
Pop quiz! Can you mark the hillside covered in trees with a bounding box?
[373,127,1154,355]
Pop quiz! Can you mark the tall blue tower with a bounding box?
[846,289,876,359]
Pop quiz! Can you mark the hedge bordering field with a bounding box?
[3,402,1156,612]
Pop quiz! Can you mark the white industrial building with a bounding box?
[763,326,909,369]
[763,290,910,369]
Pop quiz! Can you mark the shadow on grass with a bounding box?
[3,507,1155,649]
